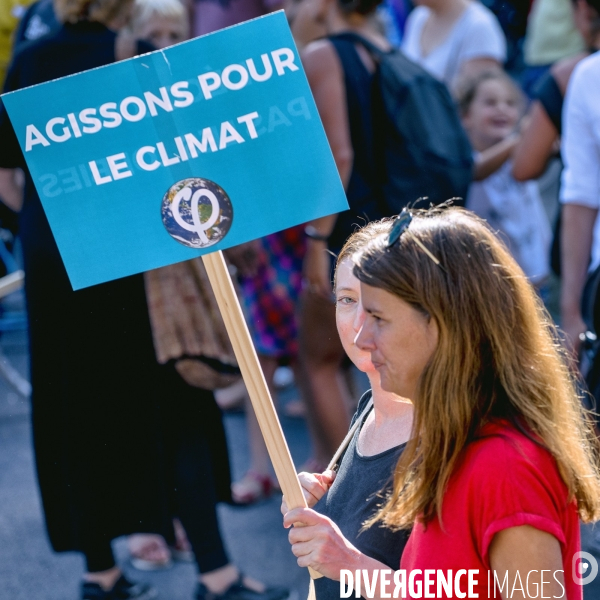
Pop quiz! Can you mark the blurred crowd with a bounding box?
[0,1,600,599]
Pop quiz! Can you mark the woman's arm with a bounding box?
[561,203,596,355]
[301,41,353,297]
[489,526,565,599]
[472,132,520,181]
[512,102,558,181]
[302,41,353,188]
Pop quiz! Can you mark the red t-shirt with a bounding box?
[400,421,581,599]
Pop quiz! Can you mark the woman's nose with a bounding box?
[352,303,365,333]
[355,318,374,350]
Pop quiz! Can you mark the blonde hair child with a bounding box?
[129,0,189,50]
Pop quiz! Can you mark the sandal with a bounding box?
[169,518,195,563]
[128,534,172,571]
[231,471,280,505]
[196,573,289,600]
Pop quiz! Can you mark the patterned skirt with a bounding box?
[240,225,306,361]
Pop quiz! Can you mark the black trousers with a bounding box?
[85,366,231,574]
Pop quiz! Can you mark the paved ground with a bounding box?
[1,282,600,600]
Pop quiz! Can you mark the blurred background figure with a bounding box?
[191,0,313,507]
[234,226,306,504]
[521,0,586,96]
[459,70,552,288]
[117,4,293,600]
[124,0,201,574]
[0,1,35,85]
[559,50,600,397]
[287,0,393,473]
[376,0,412,46]
[0,2,290,600]
[287,0,471,473]
[401,0,506,91]
[480,0,530,77]
[129,0,189,48]
[513,0,600,278]
[0,1,35,274]
[12,0,58,46]
[0,1,165,598]
[192,0,282,36]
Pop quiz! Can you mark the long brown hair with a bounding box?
[353,206,600,529]
[334,219,394,288]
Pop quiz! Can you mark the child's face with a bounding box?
[463,79,521,149]
[136,14,188,50]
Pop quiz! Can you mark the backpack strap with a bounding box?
[330,31,388,60]
[328,33,373,80]
[329,33,392,216]
[328,33,385,216]
[327,396,374,472]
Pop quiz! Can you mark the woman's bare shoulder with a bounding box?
[301,39,338,69]
[551,52,589,94]
[301,39,344,84]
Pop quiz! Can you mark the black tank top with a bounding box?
[327,35,383,253]
[313,392,410,600]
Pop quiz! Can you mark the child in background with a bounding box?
[116,0,188,62]
[459,70,552,286]
[129,0,189,49]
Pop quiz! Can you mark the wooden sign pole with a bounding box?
[202,250,321,582]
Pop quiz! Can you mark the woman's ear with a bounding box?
[426,314,439,352]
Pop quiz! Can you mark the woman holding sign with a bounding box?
[282,219,412,600]
[285,207,600,598]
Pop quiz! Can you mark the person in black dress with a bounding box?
[0,2,279,599]
[0,1,170,598]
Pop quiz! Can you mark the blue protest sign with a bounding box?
[1,11,347,290]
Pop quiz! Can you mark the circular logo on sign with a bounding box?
[161,178,233,248]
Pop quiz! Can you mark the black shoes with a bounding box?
[81,574,158,600]
[195,575,289,600]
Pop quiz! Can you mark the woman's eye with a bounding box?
[336,296,356,306]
